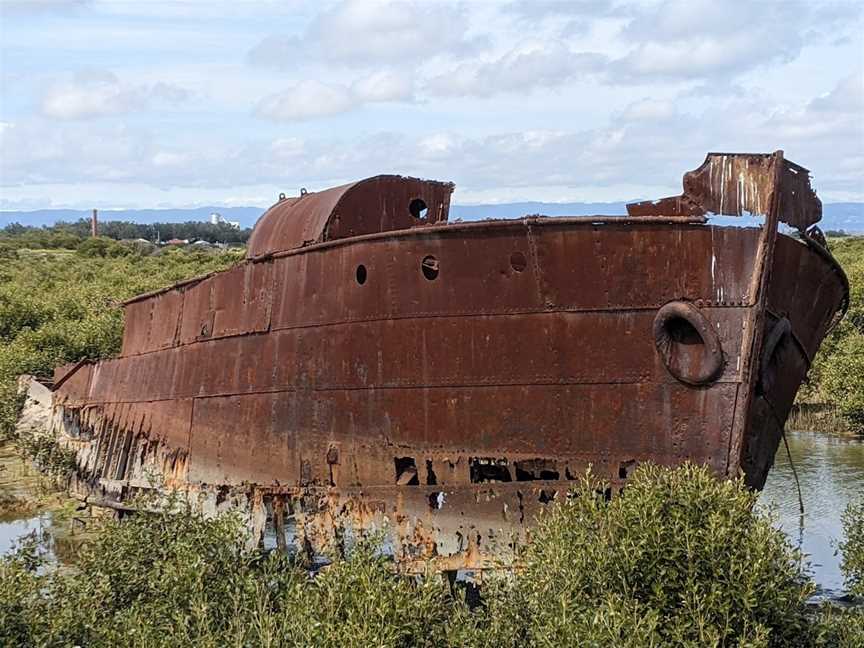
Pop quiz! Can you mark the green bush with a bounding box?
[0,229,84,251]
[818,334,864,429]
[76,236,132,258]
[472,463,814,647]
[801,237,864,430]
[0,502,457,648]
[0,248,244,451]
[811,607,864,648]
[841,499,864,598]
[2,464,838,648]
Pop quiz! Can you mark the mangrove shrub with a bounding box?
[0,464,841,648]
[842,499,864,598]
[473,463,815,647]
[0,248,244,450]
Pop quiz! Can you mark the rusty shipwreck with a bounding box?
[19,151,848,570]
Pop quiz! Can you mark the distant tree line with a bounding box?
[1,219,251,249]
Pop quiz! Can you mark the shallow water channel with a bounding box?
[1,430,862,599]
[759,429,864,599]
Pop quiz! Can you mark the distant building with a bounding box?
[165,238,188,246]
[209,212,241,229]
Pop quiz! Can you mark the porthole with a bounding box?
[653,301,724,386]
[356,264,367,285]
[409,198,429,220]
[421,255,439,280]
[510,251,527,272]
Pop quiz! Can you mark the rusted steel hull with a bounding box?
[32,153,847,569]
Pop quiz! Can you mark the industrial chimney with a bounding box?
[91,208,98,238]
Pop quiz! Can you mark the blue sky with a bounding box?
[0,0,862,210]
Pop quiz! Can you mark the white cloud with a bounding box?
[269,137,306,158]
[244,1,863,110]
[609,0,861,82]
[809,71,864,115]
[617,37,779,79]
[426,42,605,98]
[256,71,414,121]
[8,71,861,203]
[256,81,355,121]
[247,0,480,68]
[40,70,189,120]
[618,99,677,122]
[2,1,862,207]
[0,0,91,15]
[150,81,190,104]
[151,151,191,168]
[417,133,458,158]
[352,69,414,102]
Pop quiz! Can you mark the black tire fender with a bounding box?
[653,301,724,386]
[759,317,792,393]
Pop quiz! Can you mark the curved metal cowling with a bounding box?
[246,175,454,259]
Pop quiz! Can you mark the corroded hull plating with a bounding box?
[33,153,847,569]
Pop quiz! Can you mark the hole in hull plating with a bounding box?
[538,489,556,504]
[421,255,439,280]
[469,457,512,483]
[618,459,637,480]
[514,458,560,481]
[394,457,419,485]
[510,251,527,272]
[426,459,438,485]
[409,198,428,220]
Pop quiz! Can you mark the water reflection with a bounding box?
[759,430,864,598]
[0,514,53,556]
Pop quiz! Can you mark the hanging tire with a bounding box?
[653,301,724,386]
[759,317,792,394]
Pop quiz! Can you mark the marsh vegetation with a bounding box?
[1,464,862,647]
[793,237,864,433]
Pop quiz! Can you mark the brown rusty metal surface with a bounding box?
[627,151,822,232]
[42,153,848,570]
[246,175,453,259]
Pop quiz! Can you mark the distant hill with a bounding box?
[2,202,862,233]
[452,201,864,233]
[817,202,864,233]
[449,201,630,220]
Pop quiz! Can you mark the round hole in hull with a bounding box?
[356,264,367,285]
[510,251,527,272]
[409,198,428,220]
[421,255,439,280]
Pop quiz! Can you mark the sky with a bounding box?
[0,0,862,211]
